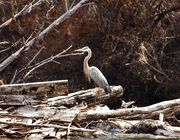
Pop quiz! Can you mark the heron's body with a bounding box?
[75,47,111,94]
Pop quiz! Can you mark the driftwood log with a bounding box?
[0,80,68,105]
[0,83,178,139]
[48,85,123,107]
[76,98,180,122]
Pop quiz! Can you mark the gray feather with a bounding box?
[89,66,111,94]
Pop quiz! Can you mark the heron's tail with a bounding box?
[105,85,112,94]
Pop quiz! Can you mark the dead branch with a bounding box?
[76,98,180,122]
[23,45,83,79]
[0,0,46,30]
[24,52,83,78]
[24,0,89,51]
[26,46,45,67]
[48,85,123,107]
[0,41,9,46]
[0,0,89,72]
[0,39,21,54]
[0,46,25,72]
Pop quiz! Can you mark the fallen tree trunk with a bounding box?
[48,85,123,107]
[0,80,68,105]
[0,80,68,96]
[76,98,180,122]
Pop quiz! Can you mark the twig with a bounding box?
[23,45,83,79]
[64,0,69,11]
[27,46,45,67]
[67,123,72,135]
[10,69,17,84]
[0,41,9,46]
[0,39,21,53]
[70,0,76,9]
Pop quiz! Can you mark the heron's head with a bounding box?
[75,46,91,53]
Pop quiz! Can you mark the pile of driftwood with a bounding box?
[0,0,180,139]
[0,80,179,139]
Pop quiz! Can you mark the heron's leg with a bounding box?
[93,82,99,104]
[93,82,97,93]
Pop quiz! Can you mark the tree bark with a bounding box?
[48,85,123,107]
[76,98,180,122]
[0,80,68,105]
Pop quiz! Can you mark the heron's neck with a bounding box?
[83,49,92,74]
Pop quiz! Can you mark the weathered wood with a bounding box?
[108,119,180,137]
[0,80,68,105]
[0,80,68,97]
[0,95,46,105]
[11,106,80,123]
[48,85,123,107]
[76,98,180,122]
[0,120,96,132]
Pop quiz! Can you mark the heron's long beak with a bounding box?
[74,48,84,52]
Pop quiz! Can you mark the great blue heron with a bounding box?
[75,46,112,94]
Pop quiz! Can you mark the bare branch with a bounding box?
[23,45,83,79]
[0,0,46,30]
[0,0,89,72]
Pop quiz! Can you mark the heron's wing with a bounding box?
[89,66,109,88]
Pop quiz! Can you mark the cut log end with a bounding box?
[109,85,124,97]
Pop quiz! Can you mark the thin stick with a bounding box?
[23,46,83,79]
[27,46,45,66]
[10,69,17,84]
